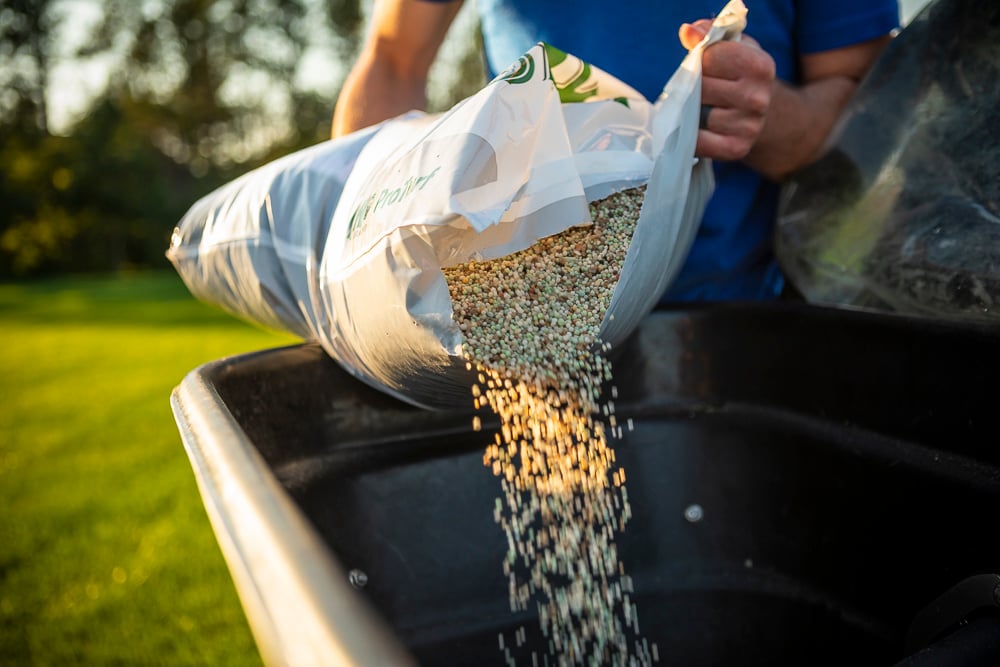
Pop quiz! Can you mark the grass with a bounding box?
[0,271,299,666]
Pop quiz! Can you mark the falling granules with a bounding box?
[443,186,657,666]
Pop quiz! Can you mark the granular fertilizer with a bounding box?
[443,186,657,666]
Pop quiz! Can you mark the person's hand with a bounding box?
[679,19,776,162]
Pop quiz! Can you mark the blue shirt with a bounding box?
[430,0,900,300]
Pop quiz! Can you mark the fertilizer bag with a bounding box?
[168,0,746,409]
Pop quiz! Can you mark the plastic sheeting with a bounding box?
[775,0,1000,323]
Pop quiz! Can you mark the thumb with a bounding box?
[679,19,712,50]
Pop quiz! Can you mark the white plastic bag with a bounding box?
[168,0,747,409]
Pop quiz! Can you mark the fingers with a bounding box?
[697,105,768,161]
[679,20,762,52]
[700,39,773,81]
[678,19,712,50]
[700,76,771,116]
[697,38,775,162]
[676,17,777,162]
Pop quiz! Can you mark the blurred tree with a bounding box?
[0,0,62,274]
[79,0,363,172]
[0,0,54,133]
[0,96,197,275]
[0,0,366,276]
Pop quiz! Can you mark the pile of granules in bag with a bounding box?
[443,185,659,666]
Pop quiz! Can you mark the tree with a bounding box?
[78,0,362,171]
[0,0,366,276]
[0,0,54,133]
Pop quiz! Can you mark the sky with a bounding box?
[47,0,111,132]
[44,0,933,135]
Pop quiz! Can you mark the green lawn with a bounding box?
[0,272,299,666]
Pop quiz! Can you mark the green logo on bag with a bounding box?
[543,44,598,104]
[499,53,537,85]
[499,43,633,107]
[346,166,441,240]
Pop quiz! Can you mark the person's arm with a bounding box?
[332,0,463,138]
[680,21,891,182]
[744,37,892,181]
